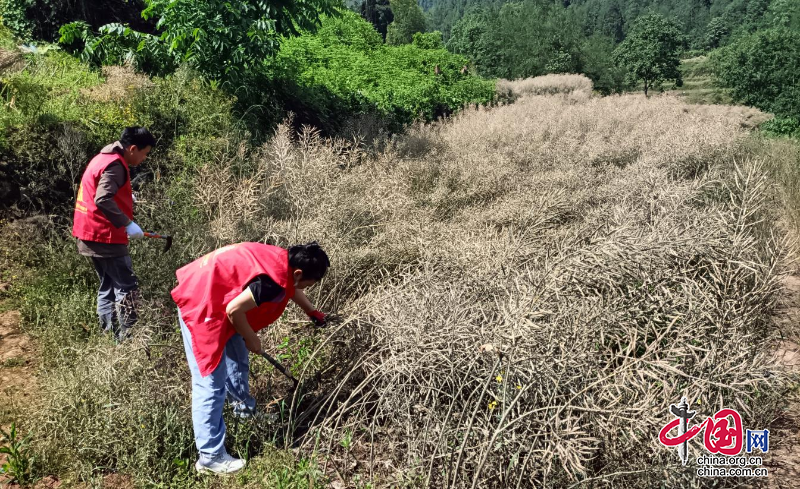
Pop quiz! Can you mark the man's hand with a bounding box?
[244,333,262,354]
[125,221,144,239]
[308,310,326,327]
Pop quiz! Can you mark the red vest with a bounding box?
[72,152,134,244]
[171,243,296,376]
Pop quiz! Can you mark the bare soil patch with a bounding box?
[767,274,800,488]
[1,307,38,487]
[0,309,35,425]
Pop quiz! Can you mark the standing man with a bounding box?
[171,241,329,475]
[72,126,156,341]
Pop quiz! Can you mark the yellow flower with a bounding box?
[696,399,701,405]
[516,384,522,390]
[141,424,146,429]
[496,374,503,383]
[488,400,498,411]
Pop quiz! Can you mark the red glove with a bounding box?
[308,310,326,327]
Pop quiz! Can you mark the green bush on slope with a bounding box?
[269,11,495,131]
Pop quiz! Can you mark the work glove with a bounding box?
[125,221,144,239]
[308,310,326,327]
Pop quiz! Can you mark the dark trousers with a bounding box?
[90,255,139,340]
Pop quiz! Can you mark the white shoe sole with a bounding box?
[195,460,245,475]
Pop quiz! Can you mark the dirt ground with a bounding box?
[0,309,35,429]
[0,308,38,488]
[0,307,135,489]
[765,274,800,488]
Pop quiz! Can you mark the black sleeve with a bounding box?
[246,274,285,306]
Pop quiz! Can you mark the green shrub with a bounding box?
[412,31,444,50]
[761,117,800,138]
[270,11,495,130]
[713,27,800,121]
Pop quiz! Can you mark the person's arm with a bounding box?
[291,289,315,315]
[225,290,262,353]
[292,290,326,326]
[95,162,131,228]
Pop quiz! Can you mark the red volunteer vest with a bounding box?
[72,152,134,244]
[171,243,296,376]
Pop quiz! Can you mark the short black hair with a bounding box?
[289,241,330,281]
[119,126,156,150]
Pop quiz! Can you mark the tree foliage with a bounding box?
[59,21,175,76]
[57,0,338,85]
[385,0,427,45]
[269,11,495,129]
[713,27,800,120]
[613,13,684,95]
[0,0,151,42]
[360,0,394,39]
[140,0,339,83]
[425,0,794,51]
[446,1,625,93]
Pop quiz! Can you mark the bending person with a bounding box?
[170,241,329,475]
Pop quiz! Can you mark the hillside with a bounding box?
[2,71,800,486]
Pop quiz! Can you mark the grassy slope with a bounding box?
[1,42,799,488]
[670,56,734,105]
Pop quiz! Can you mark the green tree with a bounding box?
[446,8,499,75]
[705,16,728,48]
[133,0,338,83]
[713,27,800,120]
[766,0,800,29]
[412,31,444,49]
[613,13,684,96]
[360,0,394,39]
[447,1,584,79]
[386,0,427,45]
[578,34,627,94]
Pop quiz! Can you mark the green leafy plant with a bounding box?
[713,27,800,121]
[270,10,495,130]
[140,0,339,84]
[386,0,426,45]
[340,428,352,449]
[761,117,800,138]
[0,423,34,485]
[59,21,175,76]
[613,13,685,95]
[0,0,35,40]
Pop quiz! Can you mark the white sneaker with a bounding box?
[195,452,246,475]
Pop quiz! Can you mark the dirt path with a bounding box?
[0,307,41,487]
[766,274,800,488]
[0,308,36,429]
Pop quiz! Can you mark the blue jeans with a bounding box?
[178,308,256,460]
[90,255,138,340]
